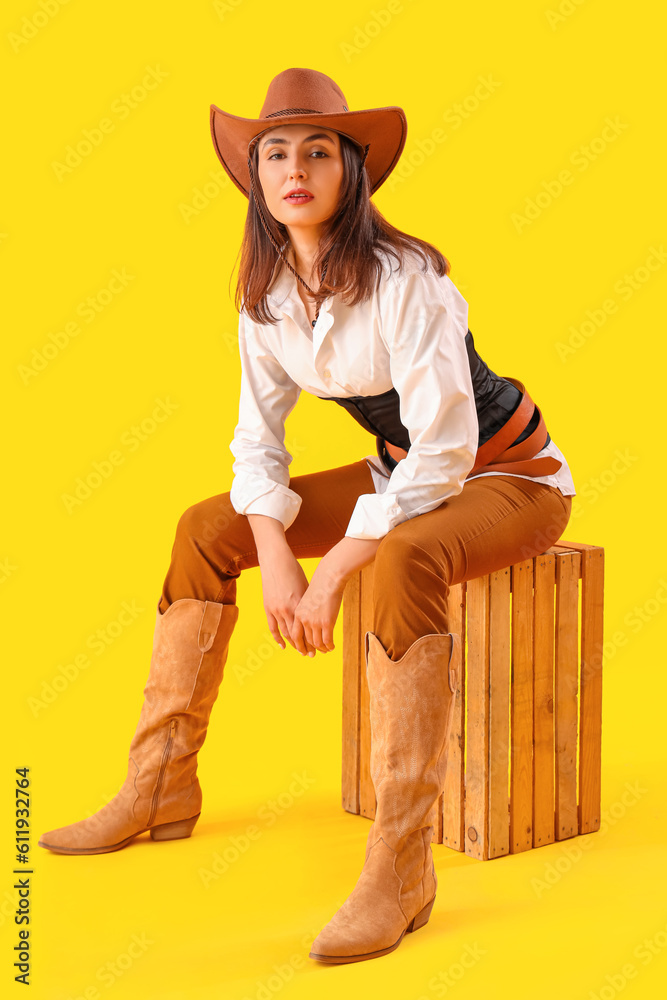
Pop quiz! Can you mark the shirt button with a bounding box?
[322,368,331,379]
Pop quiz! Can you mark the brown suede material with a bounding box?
[310,839,407,959]
[210,67,407,197]
[311,631,457,962]
[38,599,238,854]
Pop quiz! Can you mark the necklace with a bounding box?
[295,255,329,331]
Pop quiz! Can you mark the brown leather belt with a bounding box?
[377,377,562,479]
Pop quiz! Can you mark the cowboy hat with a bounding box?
[210,67,407,198]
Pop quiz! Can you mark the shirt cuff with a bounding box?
[344,492,409,540]
[230,476,302,531]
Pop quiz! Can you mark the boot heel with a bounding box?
[150,813,200,842]
[407,895,435,933]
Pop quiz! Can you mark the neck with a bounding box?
[285,226,324,289]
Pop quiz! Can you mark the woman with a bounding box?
[39,68,575,965]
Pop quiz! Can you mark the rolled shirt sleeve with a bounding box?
[345,268,479,540]
[229,311,303,530]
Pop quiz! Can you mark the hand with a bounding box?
[290,564,346,656]
[258,547,317,656]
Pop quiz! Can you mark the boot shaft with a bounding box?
[130,600,239,827]
[365,631,458,851]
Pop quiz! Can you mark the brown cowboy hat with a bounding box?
[210,67,407,198]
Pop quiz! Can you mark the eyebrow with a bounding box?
[260,132,336,150]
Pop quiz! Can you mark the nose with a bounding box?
[287,152,308,180]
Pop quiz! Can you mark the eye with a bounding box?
[265,148,329,161]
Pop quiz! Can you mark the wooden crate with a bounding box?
[341,540,604,860]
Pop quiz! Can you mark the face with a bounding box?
[255,123,344,235]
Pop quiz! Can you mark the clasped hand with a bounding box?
[260,548,345,657]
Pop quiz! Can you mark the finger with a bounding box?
[276,617,296,649]
[290,617,309,656]
[310,625,326,653]
[266,613,286,650]
[321,623,335,652]
[302,624,319,658]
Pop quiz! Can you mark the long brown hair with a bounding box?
[234,132,450,325]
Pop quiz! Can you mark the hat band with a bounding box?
[265,107,322,117]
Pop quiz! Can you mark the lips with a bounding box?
[284,188,314,204]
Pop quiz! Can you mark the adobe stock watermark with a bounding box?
[587,918,667,1000]
[18,268,135,385]
[231,631,279,685]
[176,429,307,539]
[529,443,637,559]
[531,780,648,898]
[61,397,180,514]
[545,0,590,31]
[198,771,316,887]
[57,932,154,997]
[51,65,169,181]
[178,168,232,223]
[600,576,667,674]
[567,447,638,516]
[27,599,146,717]
[417,943,487,998]
[240,932,318,1000]
[512,116,629,233]
[212,0,245,20]
[1,558,18,584]
[386,75,502,193]
[339,0,415,62]
[8,0,73,53]
[555,245,667,362]
[230,584,340,680]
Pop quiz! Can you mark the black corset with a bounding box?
[320,329,548,456]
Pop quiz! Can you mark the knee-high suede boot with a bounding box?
[310,629,459,964]
[38,598,239,855]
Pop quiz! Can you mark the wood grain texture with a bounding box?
[533,553,556,848]
[578,548,604,834]
[555,551,580,841]
[340,539,604,860]
[465,575,490,860]
[442,582,466,850]
[510,560,534,854]
[488,568,511,859]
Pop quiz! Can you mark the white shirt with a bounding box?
[229,251,576,541]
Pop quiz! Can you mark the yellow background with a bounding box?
[2,0,666,997]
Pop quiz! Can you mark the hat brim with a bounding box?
[209,105,407,198]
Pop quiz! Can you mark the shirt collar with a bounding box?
[266,248,294,309]
[266,244,331,312]
[266,244,335,348]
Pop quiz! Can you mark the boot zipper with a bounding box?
[147,719,177,828]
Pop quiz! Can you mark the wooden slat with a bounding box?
[341,542,604,862]
[578,547,604,834]
[441,582,466,850]
[543,545,582,574]
[554,551,580,840]
[488,568,511,859]
[341,572,361,814]
[510,559,534,853]
[359,563,376,818]
[533,553,556,847]
[464,575,490,860]
[552,540,602,552]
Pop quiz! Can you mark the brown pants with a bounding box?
[158,459,572,660]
